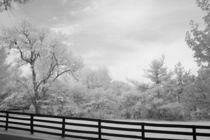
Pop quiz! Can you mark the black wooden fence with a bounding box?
[0,111,210,140]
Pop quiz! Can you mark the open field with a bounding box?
[0,112,210,140]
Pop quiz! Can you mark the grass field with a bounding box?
[0,113,210,140]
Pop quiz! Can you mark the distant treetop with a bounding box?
[0,0,28,12]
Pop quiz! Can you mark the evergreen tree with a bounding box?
[186,0,210,119]
[146,55,171,85]
[174,62,191,103]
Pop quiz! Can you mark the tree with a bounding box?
[193,68,210,111]
[186,0,210,67]
[0,21,83,114]
[0,0,28,12]
[0,47,26,111]
[174,62,191,103]
[81,67,111,89]
[186,0,210,95]
[84,89,120,119]
[110,80,132,96]
[0,48,8,90]
[185,0,210,119]
[146,55,171,85]
[128,79,149,92]
[120,92,140,119]
[181,69,210,120]
[0,47,10,103]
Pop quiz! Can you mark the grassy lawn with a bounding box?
[0,113,210,140]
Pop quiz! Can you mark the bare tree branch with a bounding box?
[53,68,79,82]
[36,52,58,90]
[16,45,31,63]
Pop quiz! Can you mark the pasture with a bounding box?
[0,111,210,140]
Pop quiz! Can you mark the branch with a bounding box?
[16,45,31,63]
[37,52,79,89]
[53,68,79,82]
[20,24,34,48]
[36,52,58,89]
[30,51,40,63]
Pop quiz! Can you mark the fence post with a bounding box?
[5,111,8,131]
[62,117,65,138]
[98,119,101,140]
[141,123,145,140]
[30,114,34,135]
[192,125,196,140]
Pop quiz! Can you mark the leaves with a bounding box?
[1,20,83,113]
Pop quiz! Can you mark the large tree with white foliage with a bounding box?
[0,21,83,114]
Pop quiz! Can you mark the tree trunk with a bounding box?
[33,102,41,114]
[177,94,180,103]
[30,63,40,114]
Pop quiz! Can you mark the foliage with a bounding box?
[185,0,210,120]
[0,21,83,114]
[0,48,9,96]
[146,55,171,85]
[0,0,28,12]
[186,0,210,67]
[81,67,111,89]
[1,0,210,121]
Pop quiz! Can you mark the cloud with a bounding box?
[48,0,203,81]
[0,0,204,81]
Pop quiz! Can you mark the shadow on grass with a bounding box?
[0,134,44,140]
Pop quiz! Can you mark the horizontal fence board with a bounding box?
[196,132,210,137]
[65,122,98,128]
[33,119,62,124]
[33,124,61,130]
[65,134,99,140]
[145,129,193,136]
[102,119,141,125]
[0,125,5,128]
[144,123,194,129]
[33,130,62,136]
[145,137,190,140]
[8,121,30,126]
[0,120,6,123]
[66,117,99,122]
[196,125,210,129]
[8,116,30,121]
[101,125,142,132]
[65,128,98,135]
[7,126,30,132]
[101,132,141,139]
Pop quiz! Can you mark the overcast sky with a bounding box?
[0,0,205,82]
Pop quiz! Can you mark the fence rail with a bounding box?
[0,111,210,140]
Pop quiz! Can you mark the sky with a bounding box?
[0,0,205,82]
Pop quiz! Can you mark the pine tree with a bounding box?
[146,55,171,85]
